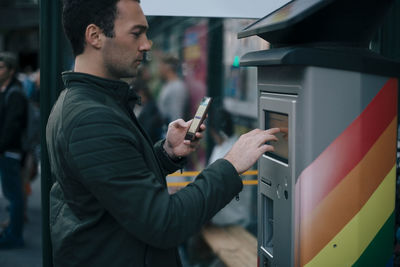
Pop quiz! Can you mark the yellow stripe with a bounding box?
[243,180,258,185]
[168,171,200,177]
[167,170,258,177]
[242,170,258,176]
[305,165,396,267]
[167,179,258,187]
[167,182,192,187]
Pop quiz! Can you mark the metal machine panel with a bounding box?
[258,93,297,267]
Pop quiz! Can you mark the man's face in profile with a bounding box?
[101,0,151,79]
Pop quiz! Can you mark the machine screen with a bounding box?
[264,111,288,164]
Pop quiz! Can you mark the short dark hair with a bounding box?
[0,52,17,70]
[62,0,140,56]
[209,108,234,137]
[161,54,180,73]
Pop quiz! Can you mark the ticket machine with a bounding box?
[238,0,400,266]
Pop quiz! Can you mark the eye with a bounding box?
[131,32,141,38]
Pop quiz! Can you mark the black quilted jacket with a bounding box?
[0,77,27,153]
[46,72,242,267]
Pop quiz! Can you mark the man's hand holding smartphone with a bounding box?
[163,119,206,160]
[163,97,211,160]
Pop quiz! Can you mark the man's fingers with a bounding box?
[266,127,280,135]
[198,123,206,132]
[254,131,278,147]
[170,119,190,129]
[259,144,275,154]
[190,138,200,147]
[280,127,288,134]
[266,134,278,143]
[195,131,203,139]
[183,138,198,145]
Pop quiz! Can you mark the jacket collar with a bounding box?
[62,71,141,106]
[1,76,20,93]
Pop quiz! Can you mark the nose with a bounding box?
[140,36,152,52]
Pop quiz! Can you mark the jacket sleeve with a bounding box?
[67,108,243,249]
[0,91,26,153]
[153,139,186,176]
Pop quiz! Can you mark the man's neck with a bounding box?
[74,54,116,80]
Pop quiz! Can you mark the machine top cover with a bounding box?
[238,0,395,48]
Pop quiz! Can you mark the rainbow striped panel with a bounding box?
[295,78,398,267]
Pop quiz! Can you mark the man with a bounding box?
[0,52,27,249]
[47,0,279,266]
[158,54,188,124]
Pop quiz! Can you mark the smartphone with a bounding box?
[185,97,212,141]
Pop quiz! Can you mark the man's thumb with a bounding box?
[173,119,189,129]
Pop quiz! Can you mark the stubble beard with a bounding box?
[102,42,138,79]
[104,58,138,80]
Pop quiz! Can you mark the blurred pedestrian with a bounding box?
[0,51,27,249]
[20,68,41,223]
[18,65,36,99]
[158,54,188,125]
[132,78,163,144]
[181,109,248,267]
[208,108,248,227]
[30,69,40,106]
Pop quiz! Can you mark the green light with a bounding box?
[233,56,240,67]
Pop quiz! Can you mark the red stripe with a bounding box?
[297,78,397,218]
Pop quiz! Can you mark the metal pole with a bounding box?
[206,18,223,158]
[40,0,63,266]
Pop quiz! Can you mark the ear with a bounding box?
[85,24,103,50]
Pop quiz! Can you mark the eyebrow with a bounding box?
[130,25,148,32]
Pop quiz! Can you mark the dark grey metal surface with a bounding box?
[240,47,400,78]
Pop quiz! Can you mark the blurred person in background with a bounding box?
[181,108,251,267]
[0,51,27,249]
[20,68,41,224]
[19,65,36,99]
[158,54,188,127]
[208,108,249,228]
[31,69,40,107]
[132,77,163,144]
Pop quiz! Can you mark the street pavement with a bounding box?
[0,172,42,267]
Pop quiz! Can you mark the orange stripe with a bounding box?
[167,170,258,177]
[167,179,258,187]
[167,171,258,187]
[300,117,397,265]
[297,79,397,218]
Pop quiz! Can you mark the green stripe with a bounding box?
[352,212,394,267]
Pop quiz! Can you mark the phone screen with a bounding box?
[185,97,212,140]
